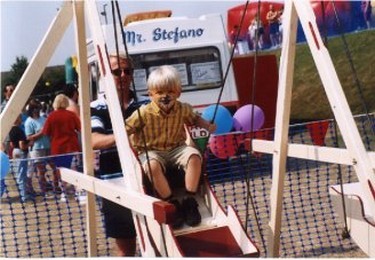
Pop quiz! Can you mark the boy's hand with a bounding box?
[208,123,217,133]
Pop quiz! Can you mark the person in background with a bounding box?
[90,53,149,256]
[362,1,372,29]
[248,14,264,50]
[43,94,81,198]
[278,7,284,47]
[39,101,50,118]
[9,114,35,202]
[266,4,280,48]
[229,25,240,54]
[24,99,58,196]
[63,83,80,118]
[125,65,216,228]
[1,84,15,157]
[62,83,82,173]
[0,143,8,198]
[1,84,15,112]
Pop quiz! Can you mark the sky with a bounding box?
[0,0,246,72]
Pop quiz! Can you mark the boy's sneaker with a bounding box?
[182,197,201,227]
[169,199,185,229]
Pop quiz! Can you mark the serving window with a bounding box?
[131,46,223,94]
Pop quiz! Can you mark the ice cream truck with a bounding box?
[86,11,240,114]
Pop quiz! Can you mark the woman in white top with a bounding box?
[248,15,264,50]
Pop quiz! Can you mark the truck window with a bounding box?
[130,46,223,95]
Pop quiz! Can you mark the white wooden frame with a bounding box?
[1,0,373,257]
[259,0,375,257]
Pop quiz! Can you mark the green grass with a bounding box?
[271,29,375,122]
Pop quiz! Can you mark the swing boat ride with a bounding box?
[0,0,374,257]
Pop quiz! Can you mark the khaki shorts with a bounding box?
[138,145,202,174]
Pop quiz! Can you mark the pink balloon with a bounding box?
[209,134,240,159]
[233,104,265,132]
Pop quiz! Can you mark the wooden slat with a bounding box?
[0,0,73,143]
[267,0,299,256]
[294,0,375,216]
[252,139,375,167]
[72,0,97,256]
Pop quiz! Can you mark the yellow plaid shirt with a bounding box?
[125,101,199,153]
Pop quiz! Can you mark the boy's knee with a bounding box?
[145,159,164,176]
[187,154,202,166]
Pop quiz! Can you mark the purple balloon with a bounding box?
[233,104,265,132]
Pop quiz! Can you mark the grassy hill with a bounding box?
[271,29,375,122]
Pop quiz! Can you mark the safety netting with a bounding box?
[0,113,373,257]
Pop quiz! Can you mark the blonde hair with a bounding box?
[53,94,69,110]
[147,65,181,92]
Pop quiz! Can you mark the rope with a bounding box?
[110,1,168,253]
[325,0,373,238]
[109,0,264,253]
[211,1,250,123]
[193,0,266,251]
[110,1,157,197]
[243,0,266,251]
[330,0,375,136]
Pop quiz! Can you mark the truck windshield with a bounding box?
[130,46,223,95]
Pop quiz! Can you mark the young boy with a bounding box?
[125,65,216,228]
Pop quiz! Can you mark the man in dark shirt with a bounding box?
[9,114,34,202]
[90,53,148,256]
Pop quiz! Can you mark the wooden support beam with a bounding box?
[72,0,97,256]
[60,168,175,223]
[293,0,375,216]
[267,0,298,256]
[0,0,73,143]
[252,139,375,167]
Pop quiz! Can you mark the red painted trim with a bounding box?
[309,22,320,50]
[152,200,175,224]
[135,215,146,251]
[97,45,106,76]
[331,186,375,227]
[368,180,375,201]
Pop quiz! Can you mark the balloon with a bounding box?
[201,105,233,134]
[209,134,240,159]
[0,151,10,180]
[233,104,265,132]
